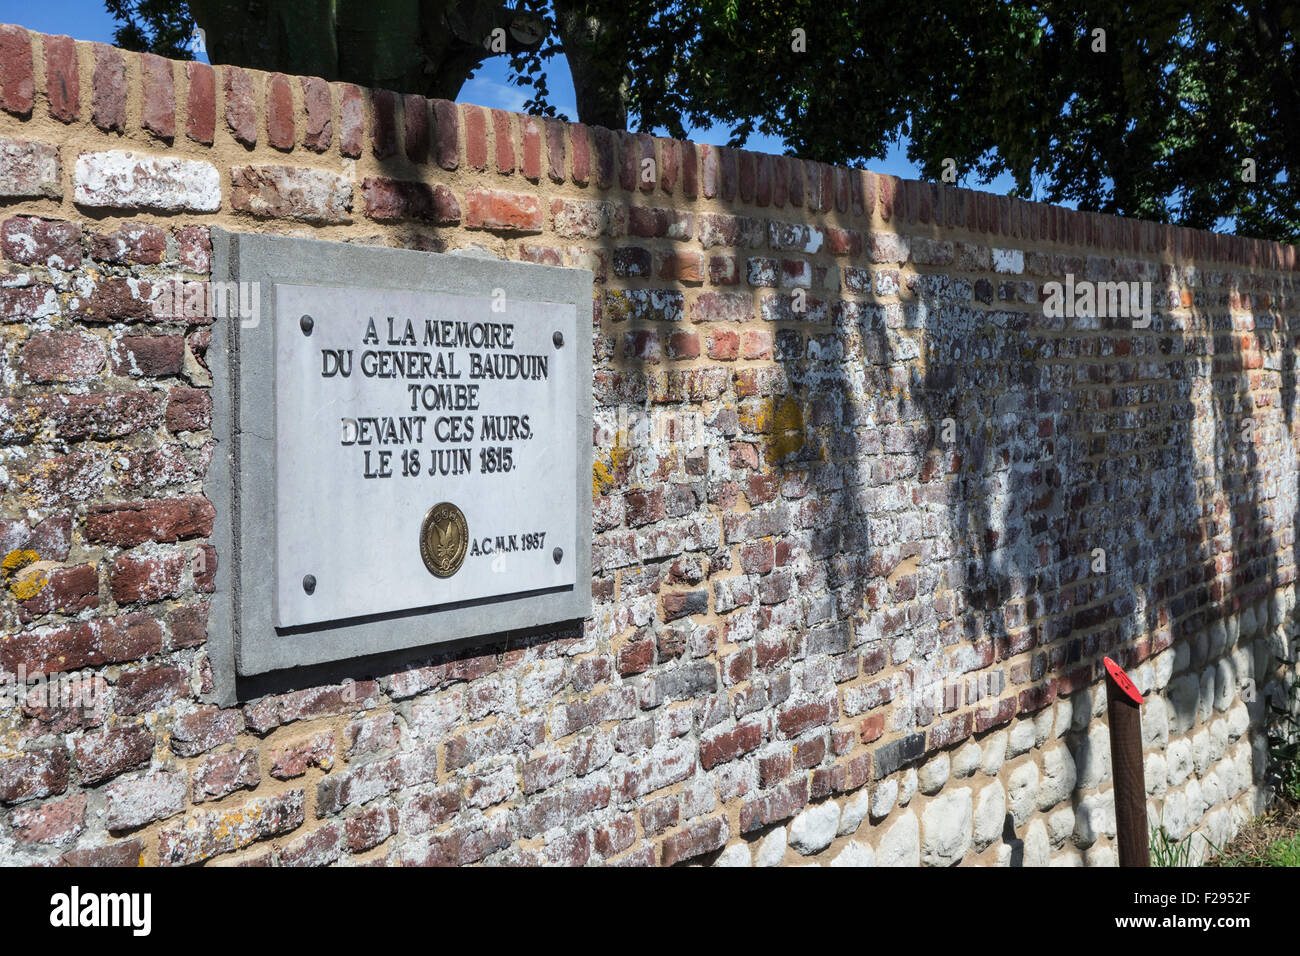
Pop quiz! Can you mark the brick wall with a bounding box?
[0,23,1297,866]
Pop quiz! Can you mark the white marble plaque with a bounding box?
[273,283,578,628]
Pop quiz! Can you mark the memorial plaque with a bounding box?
[206,231,592,695]
[273,283,578,627]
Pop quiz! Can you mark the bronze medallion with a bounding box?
[420,502,468,578]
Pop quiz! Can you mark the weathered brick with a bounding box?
[157,790,304,865]
[104,770,186,830]
[0,136,61,199]
[74,725,152,786]
[2,611,162,676]
[2,215,81,268]
[0,747,70,803]
[244,681,379,734]
[270,732,335,779]
[192,748,260,803]
[11,792,86,844]
[75,151,220,212]
[224,66,257,146]
[20,331,104,383]
[230,164,351,223]
[170,704,241,757]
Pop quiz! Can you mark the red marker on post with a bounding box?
[1103,656,1149,866]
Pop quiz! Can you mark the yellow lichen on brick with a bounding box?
[763,396,805,464]
[2,549,48,599]
[593,444,630,496]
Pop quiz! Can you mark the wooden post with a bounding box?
[1104,656,1149,867]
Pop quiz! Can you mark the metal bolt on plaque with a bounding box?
[420,502,468,578]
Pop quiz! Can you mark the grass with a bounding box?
[1206,802,1300,867]
[1151,820,1199,867]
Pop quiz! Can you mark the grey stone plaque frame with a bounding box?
[206,229,593,703]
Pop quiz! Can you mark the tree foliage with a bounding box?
[106,0,1300,241]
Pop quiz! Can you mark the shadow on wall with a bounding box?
[596,162,1300,861]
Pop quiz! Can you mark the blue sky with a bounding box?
[0,1,1019,194]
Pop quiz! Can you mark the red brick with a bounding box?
[91,44,125,132]
[464,105,488,171]
[431,98,458,169]
[681,141,698,198]
[777,698,835,737]
[689,292,754,323]
[20,331,104,383]
[593,126,616,188]
[521,116,542,180]
[929,711,973,750]
[464,188,542,233]
[57,838,143,867]
[720,147,738,200]
[709,255,740,285]
[16,563,98,621]
[166,387,212,432]
[140,53,175,139]
[265,72,294,150]
[403,93,428,162]
[659,251,705,283]
[170,704,239,757]
[545,118,566,183]
[858,713,886,744]
[338,83,363,157]
[43,34,78,123]
[661,815,728,866]
[361,178,459,223]
[700,721,762,769]
[243,681,380,734]
[87,496,213,548]
[371,88,397,158]
[185,62,215,144]
[740,329,772,359]
[116,663,190,715]
[570,123,590,185]
[701,144,719,198]
[166,601,208,650]
[300,76,331,151]
[492,108,515,174]
[975,696,1016,732]
[111,333,185,377]
[707,328,740,360]
[617,636,654,676]
[0,25,33,116]
[756,154,773,206]
[739,150,756,202]
[71,276,156,322]
[110,549,188,604]
[638,133,656,192]
[224,66,257,146]
[346,803,397,851]
[90,223,166,265]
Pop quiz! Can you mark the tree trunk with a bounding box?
[552,1,629,130]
